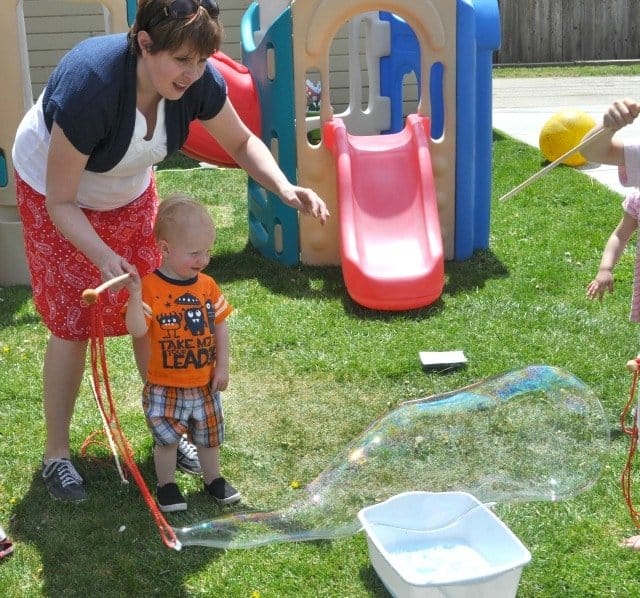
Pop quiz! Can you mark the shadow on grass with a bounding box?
[210,243,509,320]
[0,285,39,327]
[0,207,508,328]
[9,453,223,596]
[445,249,509,295]
[211,245,441,320]
[210,243,344,299]
[359,564,393,596]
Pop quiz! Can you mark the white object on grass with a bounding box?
[419,350,467,369]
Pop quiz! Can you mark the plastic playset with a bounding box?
[0,0,500,311]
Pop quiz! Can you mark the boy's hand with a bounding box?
[124,266,142,297]
[142,301,152,318]
[211,367,229,393]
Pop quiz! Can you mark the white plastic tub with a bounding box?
[358,491,531,598]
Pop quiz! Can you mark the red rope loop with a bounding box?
[621,364,640,528]
[80,429,112,459]
[85,297,179,550]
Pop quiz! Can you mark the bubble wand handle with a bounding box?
[81,273,130,304]
[499,127,609,202]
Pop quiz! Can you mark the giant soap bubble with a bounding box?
[173,365,609,549]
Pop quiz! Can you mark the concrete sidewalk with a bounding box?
[492,75,640,196]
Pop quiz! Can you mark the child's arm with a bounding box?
[211,320,229,393]
[586,212,637,300]
[581,99,640,166]
[124,270,149,339]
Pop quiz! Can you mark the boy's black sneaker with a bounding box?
[156,483,187,512]
[205,477,241,506]
[42,458,87,503]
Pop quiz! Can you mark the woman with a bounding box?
[12,0,329,502]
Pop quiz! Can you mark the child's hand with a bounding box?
[586,270,614,300]
[124,266,142,297]
[627,358,640,373]
[603,99,640,131]
[211,367,229,393]
[142,301,152,318]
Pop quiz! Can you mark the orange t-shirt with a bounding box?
[141,270,233,387]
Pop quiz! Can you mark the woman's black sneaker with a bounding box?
[42,458,87,503]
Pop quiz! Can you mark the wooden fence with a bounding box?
[22,0,252,99]
[22,1,640,103]
[495,0,640,64]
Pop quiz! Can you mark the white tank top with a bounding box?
[12,93,168,211]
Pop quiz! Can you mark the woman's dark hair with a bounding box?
[129,0,223,57]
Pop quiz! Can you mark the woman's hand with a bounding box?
[202,101,330,224]
[46,123,128,276]
[279,184,330,224]
[98,253,137,290]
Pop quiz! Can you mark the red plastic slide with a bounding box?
[181,51,261,167]
[322,114,445,311]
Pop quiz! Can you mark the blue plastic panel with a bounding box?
[378,12,421,135]
[0,150,7,188]
[241,3,300,265]
[454,0,500,260]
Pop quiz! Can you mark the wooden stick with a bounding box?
[81,273,130,304]
[499,126,609,202]
[88,375,128,484]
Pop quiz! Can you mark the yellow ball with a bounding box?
[538,110,596,167]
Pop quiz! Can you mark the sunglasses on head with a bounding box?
[147,0,219,29]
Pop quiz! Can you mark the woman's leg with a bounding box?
[43,335,88,460]
[41,335,88,502]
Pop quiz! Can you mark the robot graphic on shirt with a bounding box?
[156,292,217,370]
[177,292,209,336]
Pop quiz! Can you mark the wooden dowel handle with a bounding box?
[499,126,609,202]
[92,273,130,294]
[81,273,130,304]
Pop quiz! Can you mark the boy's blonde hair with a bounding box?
[154,193,215,242]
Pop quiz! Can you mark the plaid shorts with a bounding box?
[142,383,224,448]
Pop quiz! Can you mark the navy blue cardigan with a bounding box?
[43,33,226,172]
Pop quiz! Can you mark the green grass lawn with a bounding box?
[2,130,640,596]
[493,63,640,78]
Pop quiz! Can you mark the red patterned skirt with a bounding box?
[15,172,161,340]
